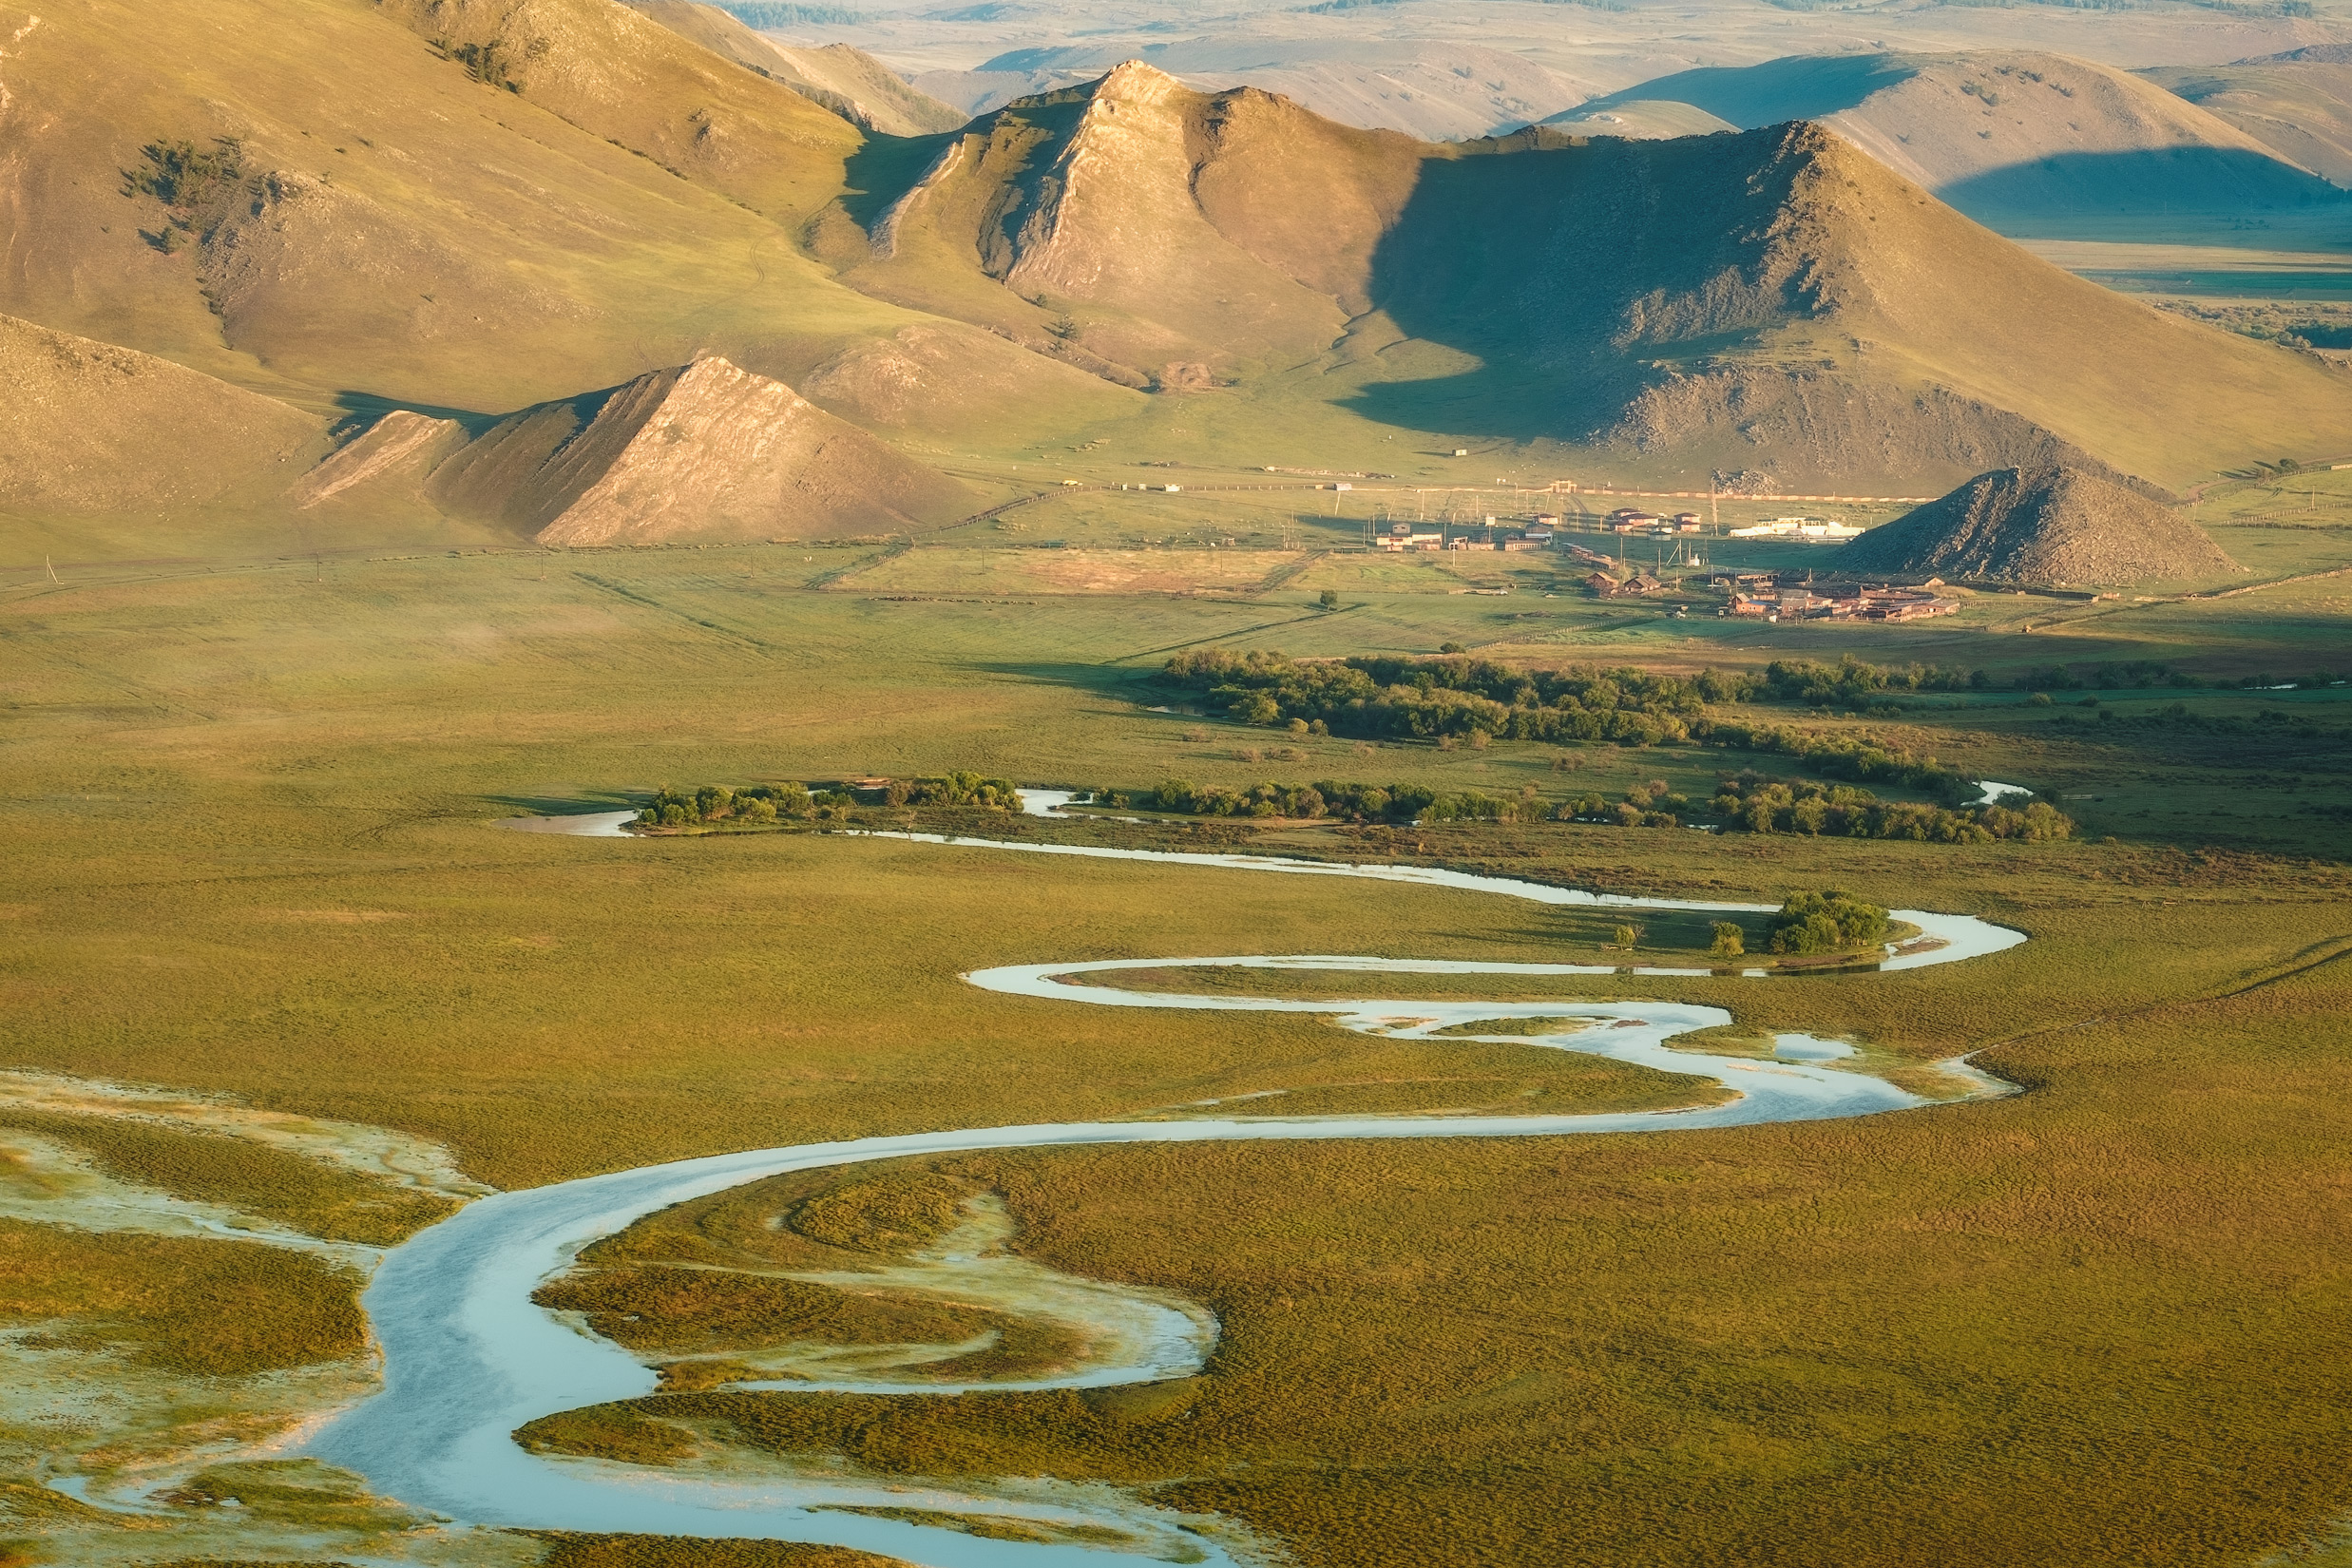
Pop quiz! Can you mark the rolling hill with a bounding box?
[0,0,1134,449]
[2142,50,2352,188]
[624,3,967,136]
[1549,50,2344,232]
[839,63,2352,489]
[5,6,2347,540]
[1,313,321,513]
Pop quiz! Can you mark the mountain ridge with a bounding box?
[842,67,2346,488]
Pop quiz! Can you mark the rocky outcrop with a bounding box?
[425,356,975,544]
[292,411,468,509]
[1834,466,2237,585]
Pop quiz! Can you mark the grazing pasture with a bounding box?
[0,541,2346,1566]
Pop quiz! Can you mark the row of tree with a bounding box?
[1162,650,2237,739]
[634,774,1031,830]
[1103,769,2072,844]
[1156,653,1984,783]
[884,772,1025,810]
[1160,650,1731,746]
[1128,779,1548,824]
[1710,774,2074,842]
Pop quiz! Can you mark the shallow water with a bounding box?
[321,808,2030,1564]
[497,809,637,838]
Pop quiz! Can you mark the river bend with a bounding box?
[305,811,2028,1565]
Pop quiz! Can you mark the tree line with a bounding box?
[1128,778,1548,824]
[634,774,1026,830]
[1159,650,2239,743]
[637,782,851,829]
[1098,772,2072,843]
[1157,652,1995,779]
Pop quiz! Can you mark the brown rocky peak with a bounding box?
[1835,465,2234,586]
[1091,59,1191,105]
[429,355,975,545]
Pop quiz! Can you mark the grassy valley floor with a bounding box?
[0,543,2347,1566]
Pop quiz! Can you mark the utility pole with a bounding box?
[46,555,59,584]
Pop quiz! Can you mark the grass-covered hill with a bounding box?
[2142,49,2352,188]
[624,2,968,137]
[0,0,1119,432]
[426,356,977,543]
[0,312,322,514]
[1,6,2346,541]
[1548,49,2345,231]
[843,65,2352,489]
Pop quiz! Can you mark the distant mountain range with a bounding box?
[1,0,2345,555]
[1545,49,2345,229]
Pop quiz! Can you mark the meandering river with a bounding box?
[308,807,2026,1565]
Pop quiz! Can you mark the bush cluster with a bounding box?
[637,782,824,829]
[886,772,1023,810]
[1766,890,1890,955]
[1557,778,1688,828]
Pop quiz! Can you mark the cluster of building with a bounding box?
[1376,519,1558,552]
[1717,576,1959,621]
[1603,508,1707,535]
[1585,568,1667,599]
[1726,516,1865,542]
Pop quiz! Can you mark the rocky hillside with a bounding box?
[915,39,1588,142]
[845,66,2352,489]
[0,314,319,513]
[4,9,2346,537]
[323,358,980,544]
[1834,466,2238,585]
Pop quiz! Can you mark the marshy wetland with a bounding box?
[1,545,2348,1567]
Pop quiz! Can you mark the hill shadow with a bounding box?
[1940,145,2349,222]
[839,130,964,232]
[973,660,1165,696]
[1345,128,1807,442]
[330,390,504,441]
[1557,53,1916,127]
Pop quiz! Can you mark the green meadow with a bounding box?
[1,538,2348,1566]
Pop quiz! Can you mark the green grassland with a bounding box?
[0,1221,363,1377]
[0,537,2348,1565]
[0,1111,456,1246]
[526,1538,900,1568]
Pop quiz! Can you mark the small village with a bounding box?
[1371,507,1960,620]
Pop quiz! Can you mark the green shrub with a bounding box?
[1767,890,1890,955]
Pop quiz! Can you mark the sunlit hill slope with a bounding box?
[846,63,2351,489]
[0,2,2345,547]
